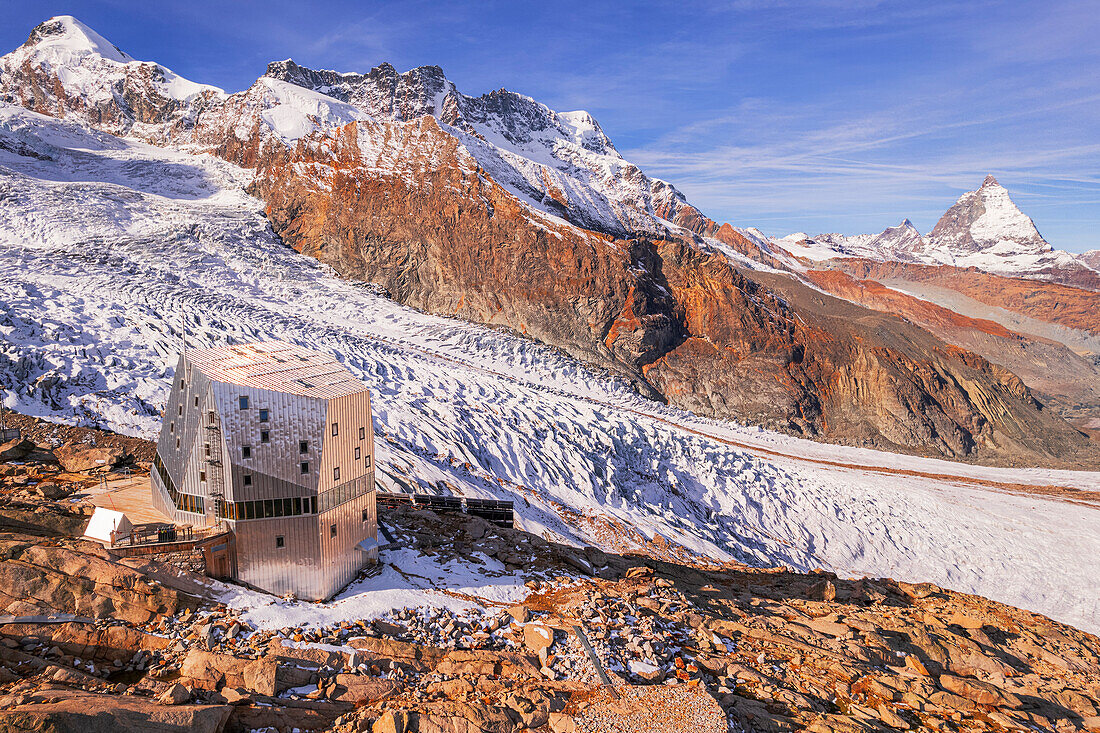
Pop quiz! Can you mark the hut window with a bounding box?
[275,535,285,549]
[239,396,249,410]
[200,471,206,482]
[359,427,365,440]
[365,455,371,469]
[332,422,339,437]
[242,445,252,459]
[260,430,270,444]
[178,405,183,416]
[299,440,309,454]
[194,396,199,407]
[354,447,361,460]
[330,524,337,538]
[207,410,216,425]
[176,437,180,449]
[243,474,252,486]
[259,409,269,422]
[362,508,370,522]
[169,422,174,434]
[204,443,211,457]
[300,461,309,474]
[333,466,340,481]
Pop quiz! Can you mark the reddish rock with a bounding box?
[54,444,127,473]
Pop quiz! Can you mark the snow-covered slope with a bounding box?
[2,104,1099,634]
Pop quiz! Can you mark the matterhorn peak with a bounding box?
[927,175,1046,257]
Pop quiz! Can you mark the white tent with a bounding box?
[83,507,132,545]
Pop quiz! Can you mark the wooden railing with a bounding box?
[111,523,198,548]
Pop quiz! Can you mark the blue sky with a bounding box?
[5,1,1099,251]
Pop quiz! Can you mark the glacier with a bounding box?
[2,104,1099,634]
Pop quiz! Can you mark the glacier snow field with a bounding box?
[2,104,1099,634]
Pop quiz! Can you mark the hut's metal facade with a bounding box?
[151,341,377,600]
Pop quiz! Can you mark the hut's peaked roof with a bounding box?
[185,341,369,400]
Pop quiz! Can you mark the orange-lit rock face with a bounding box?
[640,246,1094,462]
[804,270,1017,339]
[248,117,686,387]
[834,260,1100,335]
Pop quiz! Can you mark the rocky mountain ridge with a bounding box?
[0,426,1099,733]
[1,16,1098,466]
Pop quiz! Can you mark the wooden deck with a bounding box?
[82,475,174,525]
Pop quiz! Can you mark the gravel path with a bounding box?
[575,684,725,733]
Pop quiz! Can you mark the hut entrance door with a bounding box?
[205,540,232,579]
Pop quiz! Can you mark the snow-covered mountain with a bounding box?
[927,175,1045,255]
[778,218,925,262]
[2,102,1099,634]
[0,16,224,137]
[258,58,705,238]
[919,175,1089,276]
[771,176,1100,288]
[0,16,704,240]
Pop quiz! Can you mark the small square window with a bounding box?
[242,445,252,459]
[300,461,309,474]
[261,430,270,443]
[333,466,340,481]
[330,524,337,538]
[275,535,285,548]
[299,440,309,454]
[362,508,370,522]
[239,395,250,410]
[332,422,339,437]
[359,426,365,440]
[243,474,252,486]
[354,446,361,460]
[259,409,269,422]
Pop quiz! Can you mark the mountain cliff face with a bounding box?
[1,16,1096,466]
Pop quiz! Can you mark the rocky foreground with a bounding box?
[0,428,1097,732]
